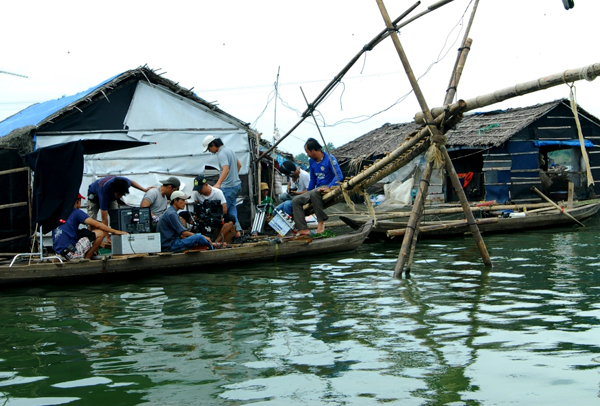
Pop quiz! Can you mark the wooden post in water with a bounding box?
[374,0,491,276]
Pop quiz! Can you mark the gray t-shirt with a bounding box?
[142,188,168,218]
[217,145,241,188]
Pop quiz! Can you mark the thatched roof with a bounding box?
[335,99,600,160]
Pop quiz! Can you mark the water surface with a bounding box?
[1,219,599,405]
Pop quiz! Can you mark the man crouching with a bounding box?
[158,191,222,252]
[52,194,128,260]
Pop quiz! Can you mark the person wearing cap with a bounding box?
[157,190,221,252]
[87,175,153,227]
[259,182,274,215]
[191,176,236,243]
[276,160,310,216]
[203,135,243,233]
[278,161,310,202]
[140,176,181,222]
[292,138,343,235]
[52,194,128,260]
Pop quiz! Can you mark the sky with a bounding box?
[1,0,599,156]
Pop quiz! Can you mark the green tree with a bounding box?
[294,152,309,163]
[326,142,336,151]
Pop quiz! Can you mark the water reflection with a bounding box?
[0,222,599,404]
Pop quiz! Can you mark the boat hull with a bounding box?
[0,221,373,285]
[340,203,600,239]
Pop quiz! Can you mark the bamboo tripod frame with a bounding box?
[374,0,491,276]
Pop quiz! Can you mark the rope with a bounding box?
[341,186,356,213]
[361,188,376,224]
[425,144,444,169]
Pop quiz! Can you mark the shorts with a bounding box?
[64,237,93,260]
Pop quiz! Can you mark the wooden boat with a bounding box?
[339,202,600,239]
[0,221,373,286]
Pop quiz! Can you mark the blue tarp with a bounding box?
[0,73,121,138]
[533,139,595,148]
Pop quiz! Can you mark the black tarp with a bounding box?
[41,80,138,133]
[0,148,30,252]
[25,139,151,231]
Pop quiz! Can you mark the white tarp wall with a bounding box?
[35,81,252,208]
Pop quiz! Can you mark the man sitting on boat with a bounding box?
[87,175,153,228]
[53,194,128,260]
[292,138,343,235]
[276,160,309,216]
[189,176,235,243]
[158,191,221,252]
[140,176,181,228]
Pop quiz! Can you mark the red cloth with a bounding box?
[457,172,474,189]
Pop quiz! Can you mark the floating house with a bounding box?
[335,99,600,205]
[0,66,291,233]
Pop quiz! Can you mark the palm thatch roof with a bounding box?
[335,99,600,161]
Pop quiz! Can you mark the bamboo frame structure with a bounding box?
[374,0,491,276]
[405,0,479,271]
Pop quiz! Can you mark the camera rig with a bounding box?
[185,200,224,235]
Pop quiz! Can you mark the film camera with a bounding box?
[185,200,224,235]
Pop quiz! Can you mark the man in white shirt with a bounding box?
[276,161,310,216]
[191,176,235,243]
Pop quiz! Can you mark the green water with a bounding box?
[1,219,600,405]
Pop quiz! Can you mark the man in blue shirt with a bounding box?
[53,194,128,260]
[204,135,243,234]
[157,191,220,252]
[87,175,152,226]
[292,138,343,236]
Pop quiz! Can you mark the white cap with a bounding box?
[170,191,190,201]
[203,135,215,152]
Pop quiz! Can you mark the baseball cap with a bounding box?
[77,193,86,199]
[170,191,190,201]
[260,182,269,191]
[203,135,215,152]
[159,176,181,188]
[193,176,208,191]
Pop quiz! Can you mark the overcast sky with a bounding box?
[1,0,599,156]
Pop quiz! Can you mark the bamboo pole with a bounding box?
[256,1,461,162]
[0,167,29,177]
[374,0,490,275]
[0,202,28,211]
[531,186,585,226]
[407,1,479,270]
[415,62,600,124]
[387,217,498,237]
[374,0,447,276]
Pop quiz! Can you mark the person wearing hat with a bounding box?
[260,182,274,215]
[276,160,310,216]
[87,175,153,228]
[203,135,243,233]
[191,175,236,243]
[157,190,221,252]
[140,176,181,221]
[52,193,128,260]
